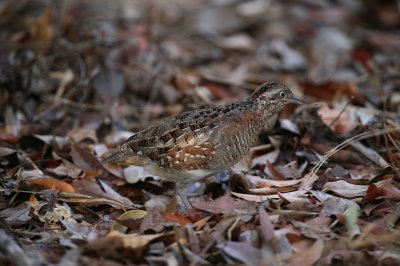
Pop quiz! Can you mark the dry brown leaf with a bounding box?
[322,180,368,198]
[287,239,324,266]
[365,179,400,202]
[265,161,286,180]
[191,195,257,215]
[140,208,167,233]
[259,207,274,242]
[218,241,262,266]
[26,177,75,193]
[245,175,301,188]
[160,212,191,226]
[71,144,103,172]
[318,104,357,134]
[232,191,308,203]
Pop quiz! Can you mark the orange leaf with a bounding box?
[29,194,39,209]
[161,212,191,226]
[26,178,75,193]
[83,169,103,179]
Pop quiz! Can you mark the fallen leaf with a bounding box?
[259,207,274,242]
[291,221,336,240]
[287,239,324,266]
[89,231,163,251]
[365,179,400,202]
[117,231,163,249]
[160,212,191,226]
[46,159,81,179]
[245,175,301,188]
[311,191,360,216]
[218,241,262,266]
[26,177,75,193]
[71,144,103,172]
[73,179,133,207]
[118,210,148,221]
[323,180,368,198]
[0,202,32,225]
[318,104,357,134]
[251,149,280,168]
[301,81,363,104]
[191,195,257,215]
[98,179,133,206]
[113,209,148,232]
[67,127,98,143]
[264,161,286,180]
[61,218,94,239]
[232,191,308,203]
[140,208,167,233]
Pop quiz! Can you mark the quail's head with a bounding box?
[249,82,303,113]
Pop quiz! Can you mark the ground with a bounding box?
[0,0,400,265]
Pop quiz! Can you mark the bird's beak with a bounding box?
[287,95,303,105]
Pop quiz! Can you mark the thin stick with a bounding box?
[310,126,400,178]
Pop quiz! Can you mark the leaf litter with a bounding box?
[0,0,400,265]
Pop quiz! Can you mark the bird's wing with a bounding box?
[102,106,227,169]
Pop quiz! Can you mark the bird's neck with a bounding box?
[248,99,280,121]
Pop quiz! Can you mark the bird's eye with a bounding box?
[279,92,286,98]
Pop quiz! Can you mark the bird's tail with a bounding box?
[102,151,124,163]
[101,145,146,165]
[101,145,131,164]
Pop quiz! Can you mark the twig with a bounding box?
[320,100,351,135]
[304,127,400,189]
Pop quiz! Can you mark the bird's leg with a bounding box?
[175,182,191,213]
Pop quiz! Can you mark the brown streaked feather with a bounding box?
[103,102,246,166]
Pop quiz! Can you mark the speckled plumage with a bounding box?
[102,82,302,209]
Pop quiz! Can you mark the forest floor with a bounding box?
[0,0,400,265]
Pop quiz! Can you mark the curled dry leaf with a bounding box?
[264,161,286,180]
[318,104,357,134]
[310,191,361,216]
[98,179,133,206]
[232,190,308,203]
[67,127,98,143]
[245,174,301,188]
[71,144,103,172]
[0,202,32,225]
[218,241,262,266]
[287,239,324,266]
[365,179,400,202]
[61,218,94,239]
[291,221,336,240]
[259,207,275,242]
[73,179,133,207]
[250,149,280,168]
[88,231,163,252]
[112,209,148,232]
[322,180,368,198]
[26,177,75,193]
[140,208,173,233]
[46,159,81,179]
[118,210,148,221]
[160,212,191,226]
[191,195,257,215]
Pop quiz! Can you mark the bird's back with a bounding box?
[103,101,265,175]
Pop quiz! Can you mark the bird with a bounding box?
[102,82,302,210]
